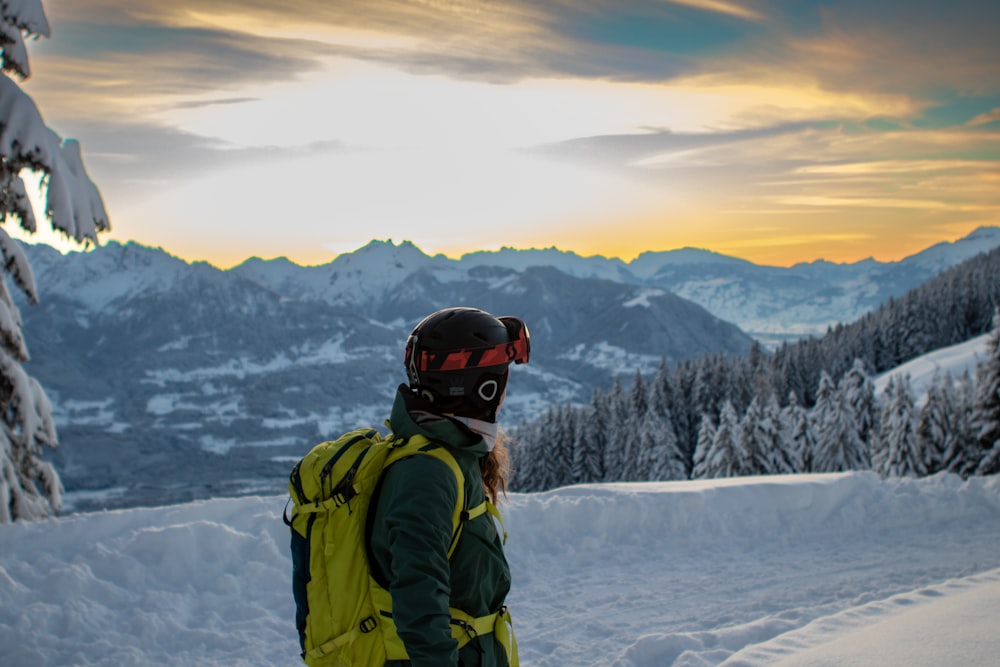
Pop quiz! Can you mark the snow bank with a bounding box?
[2,473,1000,666]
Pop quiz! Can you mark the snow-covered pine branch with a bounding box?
[1,0,109,521]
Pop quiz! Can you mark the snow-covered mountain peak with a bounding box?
[19,225,1000,336]
[338,238,441,267]
[234,255,302,271]
[324,239,450,304]
[901,227,1000,273]
[964,226,1000,243]
[459,246,630,282]
[23,239,191,310]
[628,246,754,279]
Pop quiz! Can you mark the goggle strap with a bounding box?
[415,338,529,372]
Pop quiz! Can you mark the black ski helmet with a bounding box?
[404,307,530,422]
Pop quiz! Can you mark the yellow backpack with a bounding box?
[284,427,518,667]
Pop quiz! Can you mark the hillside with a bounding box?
[12,227,999,510]
[18,240,751,511]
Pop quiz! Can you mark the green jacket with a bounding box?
[369,387,511,667]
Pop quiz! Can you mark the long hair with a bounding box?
[481,430,510,505]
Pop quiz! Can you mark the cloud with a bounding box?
[28,25,336,126]
[662,0,765,22]
[766,1,1000,98]
[44,119,345,194]
[968,107,1000,127]
[170,97,260,111]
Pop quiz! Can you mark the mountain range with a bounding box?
[14,226,1000,510]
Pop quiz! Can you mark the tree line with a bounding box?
[510,247,1000,490]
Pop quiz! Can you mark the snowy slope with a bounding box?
[874,333,989,400]
[2,473,999,666]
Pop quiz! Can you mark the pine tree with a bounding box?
[840,359,875,468]
[698,401,743,478]
[762,393,797,474]
[639,403,686,481]
[507,424,540,491]
[602,377,628,481]
[643,370,687,480]
[811,371,868,472]
[974,309,1000,474]
[873,374,925,478]
[621,371,648,480]
[550,404,577,488]
[670,361,699,470]
[917,374,951,475]
[780,391,812,473]
[1,2,110,522]
[938,371,979,477]
[737,396,771,475]
[571,390,606,484]
[690,413,716,479]
[917,371,978,476]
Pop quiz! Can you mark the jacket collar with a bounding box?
[388,385,490,457]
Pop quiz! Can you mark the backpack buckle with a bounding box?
[359,616,377,633]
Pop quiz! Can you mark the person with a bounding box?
[368,306,530,667]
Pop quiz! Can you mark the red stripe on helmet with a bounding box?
[415,338,529,372]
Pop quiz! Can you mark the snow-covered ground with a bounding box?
[874,333,989,401]
[3,472,999,666]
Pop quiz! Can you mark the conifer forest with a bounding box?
[511,247,1000,490]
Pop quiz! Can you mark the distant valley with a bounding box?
[15,226,1000,510]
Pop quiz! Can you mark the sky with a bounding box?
[2,472,999,666]
[11,0,1000,268]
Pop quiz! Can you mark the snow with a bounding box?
[142,338,355,386]
[624,288,666,308]
[460,246,631,282]
[0,75,108,244]
[874,334,988,401]
[560,341,664,375]
[2,472,999,666]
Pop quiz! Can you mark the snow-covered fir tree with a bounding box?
[840,359,876,468]
[551,404,577,487]
[602,377,628,481]
[697,401,744,479]
[570,389,607,484]
[511,403,571,491]
[620,371,648,480]
[811,371,868,472]
[918,371,977,477]
[737,396,773,475]
[974,309,1000,474]
[780,391,812,472]
[762,393,797,474]
[873,374,925,478]
[690,413,716,479]
[638,402,686,481]
[644,365,687,480]
[669,361,700,470]
[1,0,110,522]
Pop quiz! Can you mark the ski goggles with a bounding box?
[408,316,531,372]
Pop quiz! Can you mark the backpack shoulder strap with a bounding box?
[383,434,467,558]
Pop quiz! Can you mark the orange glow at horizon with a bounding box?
[35,217,984,271]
